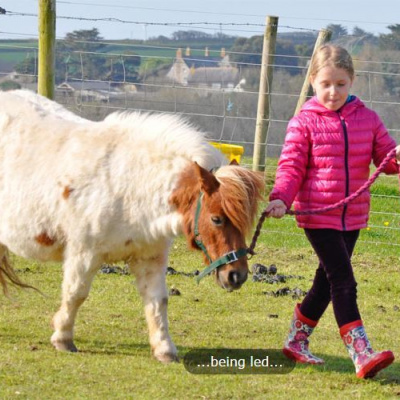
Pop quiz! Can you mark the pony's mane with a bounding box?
[215,166,264,235]
[104,112,226,171]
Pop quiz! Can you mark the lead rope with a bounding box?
[247,148,398,256]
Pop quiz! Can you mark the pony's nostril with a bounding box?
[228,271,245,286]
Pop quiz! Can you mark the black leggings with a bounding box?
[299,228,361,328]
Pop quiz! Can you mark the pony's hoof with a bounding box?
[154,352,179,364]
[52,339,78,352]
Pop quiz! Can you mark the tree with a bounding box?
[15,55,37,75]
[139,58,170,79]
[106,52,141,82]
[63,28,105,52]
[352,27,368,37]
[148,35,170,43]
[295,44,312,68]
[326,24,348,40]
[14,28,141,83]
[229,35,300,76]
[351,27,377,46]
[230,36,263,65]
[171,30,213,41]
[379,24,400,50]
[377,25,400,95]
[58,28,107,81]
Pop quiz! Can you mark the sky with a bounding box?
[0,0,398,41]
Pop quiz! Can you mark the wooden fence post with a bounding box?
[38,0,56,99]
[294,29,332,115]
[252,15,279,172]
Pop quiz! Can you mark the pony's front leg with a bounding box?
[51,251,100,352]
[130,254,178,363]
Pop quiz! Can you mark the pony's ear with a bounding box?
[230,159,239,166]
[194,162,220,195]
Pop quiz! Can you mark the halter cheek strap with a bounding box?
[195,248,248,283]
[194,191,248,284]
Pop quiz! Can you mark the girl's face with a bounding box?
[311,66,353,111]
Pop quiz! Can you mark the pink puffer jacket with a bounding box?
[269,96,398,230]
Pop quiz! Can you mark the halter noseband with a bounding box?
[194,191,248,283]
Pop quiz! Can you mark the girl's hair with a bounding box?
[310,44,354,80]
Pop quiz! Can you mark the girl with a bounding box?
[266,44,398,379]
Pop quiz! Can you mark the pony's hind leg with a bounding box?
[129,250,178,363]
[51,250,101,352]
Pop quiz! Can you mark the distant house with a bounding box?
[166,48,240,90]
[56,81,115,102]
[187,67,240,91]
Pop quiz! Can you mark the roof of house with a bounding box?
[180,56,222,69]
[187,67,239,85]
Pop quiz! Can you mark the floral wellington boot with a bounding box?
[282,303,324,365]
[340,320,394,379]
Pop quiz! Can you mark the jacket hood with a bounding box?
[300,96,365,117]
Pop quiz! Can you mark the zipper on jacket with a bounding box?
[338,111,349,230]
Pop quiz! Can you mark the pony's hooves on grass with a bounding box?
[155,352,179,364]
[52,340,78,352]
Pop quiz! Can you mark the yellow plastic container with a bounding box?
[210,142,244,163]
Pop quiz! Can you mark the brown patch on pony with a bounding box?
[35,232,56,246]
[215,166,264,235]
[62,186,74,199]
[194,162,220,195]
[125,239,133,246]
[169,164,200,213]
[170,162,220,212]
[169,163,202,250]
[170,162,264,251]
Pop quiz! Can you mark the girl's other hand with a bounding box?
[395,145,400,161]
[266,199,287,218]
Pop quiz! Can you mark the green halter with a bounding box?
[194,191,248,283]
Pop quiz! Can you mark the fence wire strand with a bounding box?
[1,25,400,249]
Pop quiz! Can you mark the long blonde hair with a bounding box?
[310,44,354,80]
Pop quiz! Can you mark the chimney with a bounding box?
[205,47,209,57]
[176,48,182,59]
[185,47,191,57]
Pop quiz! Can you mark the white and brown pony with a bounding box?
[0,90,264,362]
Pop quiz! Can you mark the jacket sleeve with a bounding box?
[269,116,310,208]
[372,113,398,175]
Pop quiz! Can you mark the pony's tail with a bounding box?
[0,250,40,296]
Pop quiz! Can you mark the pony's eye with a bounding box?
[211,216,224,226]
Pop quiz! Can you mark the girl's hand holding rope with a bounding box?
[396,144,400,161]
[266,199,287,219]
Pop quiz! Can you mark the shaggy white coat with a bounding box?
[0,89,226,361]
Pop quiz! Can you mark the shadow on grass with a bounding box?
[289,353,399,384]
[70,339,153,357]
[179,347,399,383]
[0,331,153,358]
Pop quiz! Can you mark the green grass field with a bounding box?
[0,38,232,69]
[0,203,399,397]
[0,155,399,398]
[0,238,399,399]
[0,40,38,66]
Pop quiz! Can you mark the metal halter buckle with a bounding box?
[224,251,239,264]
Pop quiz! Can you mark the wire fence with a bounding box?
[0,20,400,251]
